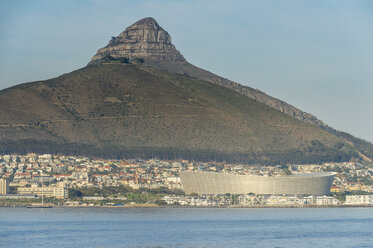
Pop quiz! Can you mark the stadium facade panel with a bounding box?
[179,171,336,195]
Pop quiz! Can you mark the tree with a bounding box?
[155,199,167,206]
[68,188,83,198]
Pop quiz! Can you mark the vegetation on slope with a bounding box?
[0,63,363,164]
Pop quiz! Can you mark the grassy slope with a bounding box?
[0,63,360,164]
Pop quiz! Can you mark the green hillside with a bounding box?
[0,62,360,164]
[0,63,358,163]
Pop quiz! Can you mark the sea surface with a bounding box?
[1,207,373,248]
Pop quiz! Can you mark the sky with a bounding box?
[0,0,372,142]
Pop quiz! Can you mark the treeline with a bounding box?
[90,54,145,64]
[68,185,184,198]
[0,139,359,165]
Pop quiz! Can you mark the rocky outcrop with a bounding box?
[90,17,185,64]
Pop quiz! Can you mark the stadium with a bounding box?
[179,171,336,195]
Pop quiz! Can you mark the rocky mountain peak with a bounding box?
[89,17,185,64]
[131,17,161,28]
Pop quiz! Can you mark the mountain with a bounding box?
[89,17,373,162]
[89,17,325,128]
[0,17,371,164]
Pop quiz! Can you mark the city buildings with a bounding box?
[162,194,341,207]
[1,153,373,207]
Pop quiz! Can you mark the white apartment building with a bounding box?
[345,195,373,205]
[0,178,9,194]
[18,183,67,199]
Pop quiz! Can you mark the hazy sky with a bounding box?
[0,0,372,142]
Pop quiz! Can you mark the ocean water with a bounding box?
[1,207,373,248]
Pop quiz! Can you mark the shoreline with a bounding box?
[1,204,373,208]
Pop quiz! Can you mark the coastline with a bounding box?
[1,203,373,208]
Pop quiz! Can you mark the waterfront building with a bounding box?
[237,195,340,206]
[82,196,105,201]
[0,194,36,199]
[0,178,9,194]
[17,182,67,199]
[345,195,373,205]
[180,171,336,195]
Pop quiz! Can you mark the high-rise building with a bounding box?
[0,179,9,195]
